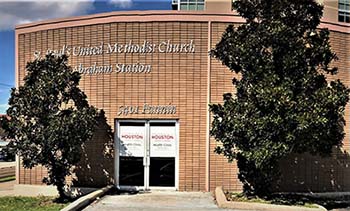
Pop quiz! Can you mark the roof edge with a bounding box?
[15,10,350,34]
[15,10,237,30]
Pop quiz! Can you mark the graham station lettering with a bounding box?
[118,103,177,116]
[73,62,152,74]
[33,40,195,75]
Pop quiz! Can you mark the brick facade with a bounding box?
[15,11,350,192]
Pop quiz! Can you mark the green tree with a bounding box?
[0,127,6,139]
[210,0,350,197]
[2,54,98,200]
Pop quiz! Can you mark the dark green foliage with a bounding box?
[2,54,98,200]
[0,120,7,139]
[210,0,350,197]
[0,128,5,139]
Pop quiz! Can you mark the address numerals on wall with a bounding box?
[118,103,177,116]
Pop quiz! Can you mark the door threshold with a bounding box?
[148,187,177,191]
[117,186,177,193]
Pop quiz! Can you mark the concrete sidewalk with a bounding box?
[0,161,15,168]
[84,191,246,211]
[0,180,15,196]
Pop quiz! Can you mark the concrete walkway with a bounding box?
[0,161,15,196]
[0,161,15,168]
[0,180,15,196]
[84,191,246,211]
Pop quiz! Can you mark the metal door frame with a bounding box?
[115,119,179,191]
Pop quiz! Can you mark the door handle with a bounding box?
[143,156,150,167]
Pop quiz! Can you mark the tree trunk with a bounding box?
[55,178,68,202]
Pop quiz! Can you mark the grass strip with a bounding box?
[226,192,318,209]
[0,196,69,211]
[0,176,15,183]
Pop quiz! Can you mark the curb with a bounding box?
[214,186,327,211]
[61,185,114,211]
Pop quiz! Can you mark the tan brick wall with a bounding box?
[209,22,242,191]
[17,21,209,191]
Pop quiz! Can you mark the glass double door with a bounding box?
[116,120,178,190]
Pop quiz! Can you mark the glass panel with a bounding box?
[119,157,144,186]
[149,157,175,187]
[119,122,145,187]
[180,4,188,10]
[150,122,176,157]
[120,122,145,126]
[339,3,345,10]
[346,4,350,11]
[197,4,204,10]
[339,13,345,22]
[150,122,176,127]
[189,3,196,10]
[149,122,176,187]
[119,122,145,157]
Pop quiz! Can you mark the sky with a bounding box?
[0,0,172,114]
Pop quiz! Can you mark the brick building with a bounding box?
[14,0,350,194]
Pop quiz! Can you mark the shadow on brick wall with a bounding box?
[72,110,114,188]
[274,147,350,192]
